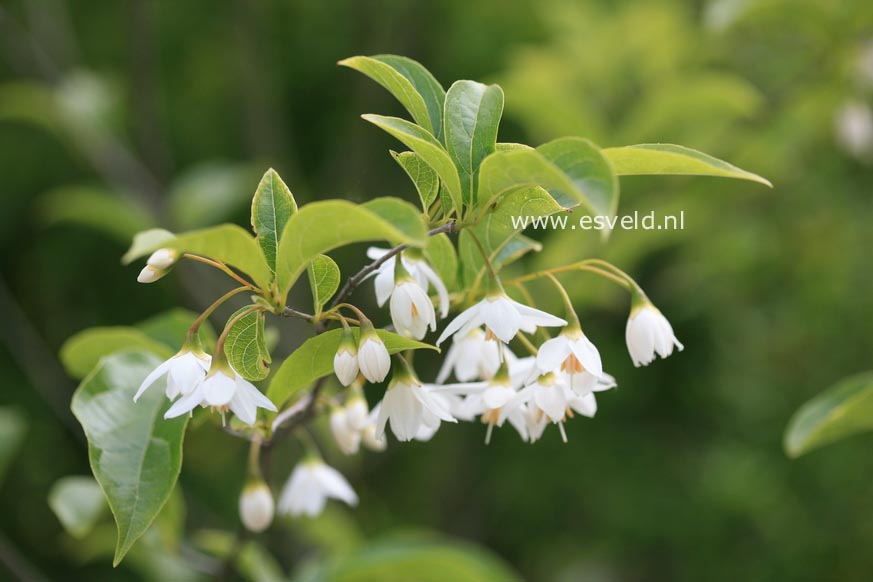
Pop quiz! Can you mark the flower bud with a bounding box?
[137,265,166,284]
[333,328,359,386]
[147,248,179,270]
[239,479,274,533]
[357,329,390,383]
[345,395,370,431]
[625,300,683,367]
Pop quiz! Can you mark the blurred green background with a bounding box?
[2,0,873,580]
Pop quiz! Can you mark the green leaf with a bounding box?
[784,372,873,458]
[361,115,462,213]
[424,233,458,291]
[224,308,271,381]
[38,186,152,243]
[61,328,173,379]
[339,56,437,135]
[71,351,189,566]
[391,151,440,210]
[61,309,214,380]
[477,137,618,220]
[444,81,504,206]
[307,255,341,317]
[0,407,26,485]
[48,476,107,540]
[267,329,437,406]
[602,143,772,187]
[275,198,427,302]
[306,536,520,582]
[251,168,297,273]
[122,225,273,290]
[460,187,561,286]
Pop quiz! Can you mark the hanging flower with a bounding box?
[357,322,391,383]
[535,328,603,380]
[333,327,359,386]
[163,362,277,426]
[277,458,357,517]
[374,362,455,442]
[239,479,274,533]
[437,292,566,345]
[329,407,361,455]
[366,247,449,318]
[436,327,501,383]
[133,346,211,402]
[625,300,684,367]
[390,280,437,339]
[136,249,179,283]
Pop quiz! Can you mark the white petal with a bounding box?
[417,261,450,318]
[133,357,174,402]
[482,385,514,410]
[314,464,358,506]
[164,383,205,419]
[436,302,481,345]
[511,299,567,328]
[203,371,237,406]
[480,296,521,343]
[373,263,395,307]
[534,383,567,422]
[536,336,571,373]
[569,335,603,378]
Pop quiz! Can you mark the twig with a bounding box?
[325,220,457,316]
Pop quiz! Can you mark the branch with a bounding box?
[325,220,457,316]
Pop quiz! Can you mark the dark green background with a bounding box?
[2,0,873,580]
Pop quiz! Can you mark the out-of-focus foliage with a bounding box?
[1,0,872,580]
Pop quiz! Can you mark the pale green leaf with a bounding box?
[61,328,173,379]
[444,81,504,206]
[361,115,462,213]
[460,187,560,286]
[307,255,341,317]
[391,151,440,210]
[49,476,107,540]
[275,198,427,302]
[477,138,617,220]
[122,224,273,290]
[785,372,873,458]
[339,56,436,135]
[603,143,772,187]
[136,308,217,352]
[71,351,189,566]
[305,536,520,582]
[224,307,271,381]
[251,168,297,273]
[267,329,436,406]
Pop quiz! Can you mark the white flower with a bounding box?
[367,248,449,318]
[375,379,455,442]
[239,480,274,533]
[345,396,370,431]
[134,349,211,402]
[137,265,165,283]
[163,366,277,425]
[147,248,178,270]
[333,329,359,386]
[437,293,566,345]
[357,332,391,383]
[536,329,603,379]
[390,280,437,339]
[329,408,361,455]
[361,423,387,452]
[625,303,684,367]
[436,327,500,383]
[452,369,529,443]
[531,374,568,423]
[278,459,358,517]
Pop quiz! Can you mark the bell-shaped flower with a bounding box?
[374,362,455,442]
[329,407,361,455]
[277,458,357,517]
[133,345,211,402]
[436,327,500,383]
[333,327,359,386]
[137,265,166,283]
[625,299,684,367]
[389,279,436,340]
[163,360,277,426]
[367,247,449,318]
[536,327,603,382]
[344,389,371,431]
[147,248,178,269]
[357,322,391,383]
[239,479,274,533]
[437,292,565,345]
